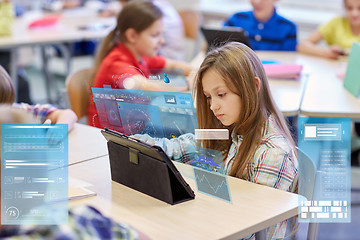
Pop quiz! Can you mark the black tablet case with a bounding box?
[102,129,195,205]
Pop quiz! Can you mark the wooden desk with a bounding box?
[69,156,298,240]
[300,62,360,118]
[68,123,108,165]
[241,51,360,118]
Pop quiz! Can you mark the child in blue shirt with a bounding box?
[224,0,297,51]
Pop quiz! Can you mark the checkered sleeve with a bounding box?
[65,205,140,240]
[248,146,298,240]
[250,147,298,192]
[154,133,197,161]
[3,205,140,239]
[131,133,197,161]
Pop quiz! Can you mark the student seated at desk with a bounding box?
[134,42,298,240]
[223,0,297,51]
[88,0,194,128]
[297,0,360,59]
[0,105,148,240]
[101,0,186,61]
[0,65,78,131]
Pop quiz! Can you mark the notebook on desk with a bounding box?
[343,42,360,98]
[69,186,96,201]
[101,128,195,205]
[28,14,62,28]
[201,26,252,51]
[263,64,303,80]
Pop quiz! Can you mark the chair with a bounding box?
[178,10,203,60]
[65,68,93,121]
[297,147,319,240]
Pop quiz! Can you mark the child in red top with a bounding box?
[88,0,193,128]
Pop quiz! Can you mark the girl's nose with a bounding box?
[210,100,220,111]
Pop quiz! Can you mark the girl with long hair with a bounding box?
[135,42,298,239]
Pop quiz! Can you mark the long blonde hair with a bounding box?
[91,0,163,85]
[193,42,295,179]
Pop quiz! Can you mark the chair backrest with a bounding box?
[296,147,319,240]
[178,9,203,60]
[297,147,317,200]
[178,10,202,40]
[65,68,93,120]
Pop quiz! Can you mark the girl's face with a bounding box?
[202,69,241,126]
[250,0,277,22]
[345,0,360,27]
[132,19,164,57]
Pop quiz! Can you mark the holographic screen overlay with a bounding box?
[94,67,187,90]
[1,124,68,225]
[298,117,351,223]
[177,145,225,180]
[195,129,229,140]
[193,167,232,203]
[92,88,197,139]
[148,68,188,87]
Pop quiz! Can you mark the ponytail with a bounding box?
[90,0,163,86]
[91,29,118,86]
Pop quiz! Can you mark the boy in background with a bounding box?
[224,0,297,51]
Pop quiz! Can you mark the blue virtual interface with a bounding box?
[298,117,351,223]
[180,146,225,175]
[1,124,68,225]
[91,88,198,139]
[92,88,232,202]
[147,68,188,87]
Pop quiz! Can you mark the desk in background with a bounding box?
[300,63,360,118]
[0,9,115,102]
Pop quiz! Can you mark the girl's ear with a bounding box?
[254,77,261,92]
[124,28,138,44]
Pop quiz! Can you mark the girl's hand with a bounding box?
[131,134,155,145]
[43,119,52,124]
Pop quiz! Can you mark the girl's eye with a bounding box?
[218,93,226,97]
[205,95,211,100]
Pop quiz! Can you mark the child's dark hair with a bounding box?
[91,0,163,85]
[0,65,15,104]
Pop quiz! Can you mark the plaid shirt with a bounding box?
[153,115,298,240]
[12,103,57,123]
[0,205,140,240]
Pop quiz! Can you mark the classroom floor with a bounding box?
[22,51,360,240]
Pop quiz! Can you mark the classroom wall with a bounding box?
[199,0,342,42]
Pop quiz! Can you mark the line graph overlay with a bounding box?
[193,167,232,203]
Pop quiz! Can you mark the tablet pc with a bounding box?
[201,26,252,51]
[101,128,195,205]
